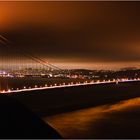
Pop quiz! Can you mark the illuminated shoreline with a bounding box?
[1,78,140,94]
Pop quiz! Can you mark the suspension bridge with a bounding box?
[0,35,140,94]
[0,35,61,71]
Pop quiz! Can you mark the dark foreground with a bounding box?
[4,81,140,138]
[0,95,62,139]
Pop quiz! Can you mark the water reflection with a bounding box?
[43,97,140,138]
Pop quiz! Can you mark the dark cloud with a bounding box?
[1,1,140,67]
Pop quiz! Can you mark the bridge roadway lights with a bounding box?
[0,78,140,94]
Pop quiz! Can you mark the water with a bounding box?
[43,97,140,138]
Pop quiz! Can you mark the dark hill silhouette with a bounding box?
[0,94,62,139]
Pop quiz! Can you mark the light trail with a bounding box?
[1,78,140,94]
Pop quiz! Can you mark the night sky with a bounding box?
[0,1,140,69]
